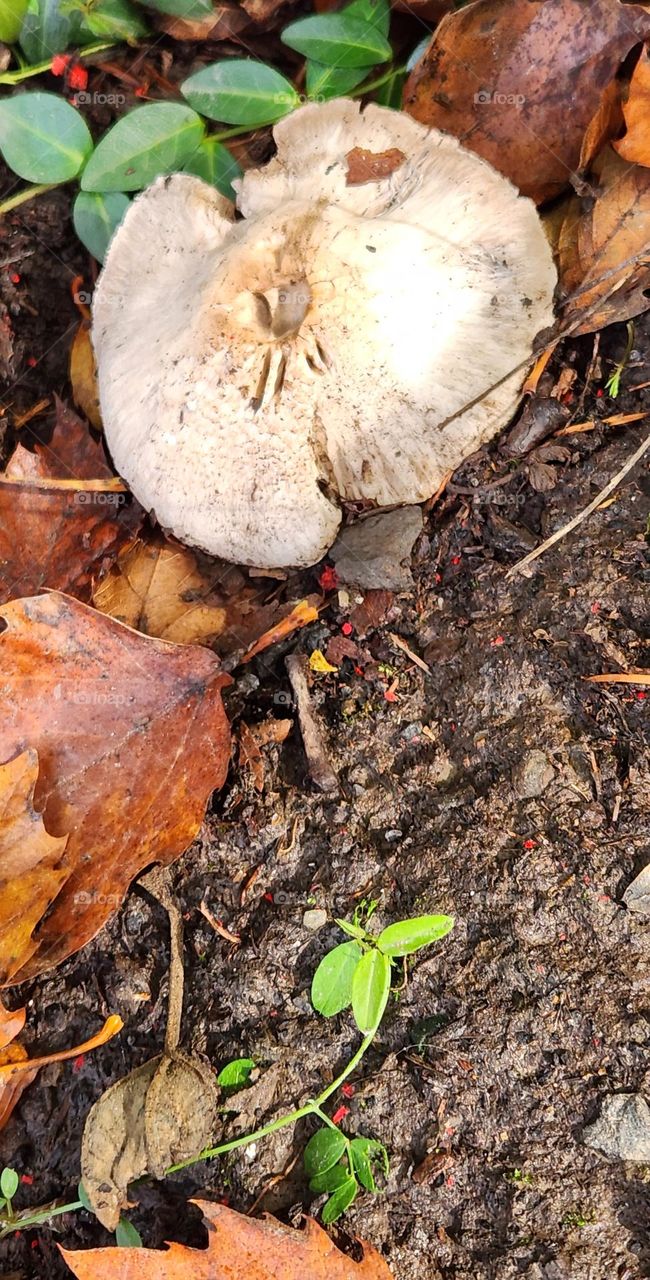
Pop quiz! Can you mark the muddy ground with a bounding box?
[0,169,649,1280]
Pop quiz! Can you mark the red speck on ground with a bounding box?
[319,565,338,591]
[10,273,20,285]
[332,1105,350,1126]
[491,635,505,646]
[637,691,647,700]
[263,891,274,903]
[450,555,461,566]
[590,601,600,613]
[384,687,398,703]
[51,54,71,75]
[68,65,89,91]
[27,356,37,367]
[72,1055,85,1073]
[341,622,353,636]
[342,1083,355,1098]
[523,838,536,850]
[596,389,604,397]
[20,1174,33,1185]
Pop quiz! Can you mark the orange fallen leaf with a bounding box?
[558,148,650,334]
[60,1199,395,1278]
[0,996,121,1131]
[0,592,231,984]
[94,532,319,661]
[0,398,140,604]
[346,147,406,185]
[240,599,319,664]
[615,45,650,166]
[586,671,650,684]
[403,0,650,203]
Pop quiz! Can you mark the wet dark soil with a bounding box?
[0,168,649,1280]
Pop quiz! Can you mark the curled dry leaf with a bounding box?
[0,994,122,1131]
[0,592,231,984]
[61,1199,396,1278]
[94,531,316,659]
[614,45,650,166]
[69,323,102,430]
[81,1053,219,1229]
[154,0,252,40]
[0,398,140,604]
[403,0,650,203]
[558,148,650,334]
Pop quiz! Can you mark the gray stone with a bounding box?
[330,506,423,590]
[583,1093,650,1161]
[512,749,555,799]
[623,864,650,916]
[302,908,327,931]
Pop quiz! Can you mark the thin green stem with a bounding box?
[0,183,60,215]
[0,1198,83,1240]
[350,62,408,98]
[166,1027,377,1176]
[0,42,116,85]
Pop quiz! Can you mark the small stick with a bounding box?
[508,431,650,578]
[139,866,185,1055]
[286,653,338,793]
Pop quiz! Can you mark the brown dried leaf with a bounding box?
[95,532,316,660]
[61,1199,396,1278]
[249,718,292,747]
[615,45,650,165]
[0,400,140,604]
[558,148,650,334]
[403,0,650,203]
[238,722,265,792]
[155,0,251,39]
[346,147,406,185]
[0,592,231,984]
[81,1052,220,1230]
[69,323,102,430]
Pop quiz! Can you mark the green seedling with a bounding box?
[0,1167,83,1240]
[604,320,634,398]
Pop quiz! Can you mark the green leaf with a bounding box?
[0,92,92,183]
[0,1168,19,1200]
[305,61,367,102]
[19,0,83,61]
[143,0,212,14]
[77,1180,92,1212]
[309,1162,350,1194]
[311,940,362,1018]
[0,0,29,44]
[304,1127,347,1179]
[334,917,367,941]
[115,1216,143,1247]
[82,0,148,40]
[351,948,391,1034]
[182,136,242,200]
[322,1176,357,1223]
[377,914,455,957]
[80,102,204,192]
[373,69,405,109]
[282,12,392,68]
[217,1057,255,1090]
[345,0,389,37]
[73,190,129,262]
[181,59,299,127]
[349,1137,389,1191]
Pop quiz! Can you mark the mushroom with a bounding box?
[93,98,556,569]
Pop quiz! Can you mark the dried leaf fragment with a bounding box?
[615,46,650,166]
[61,1198,396,1278]
[0,593,231,984]
[403,0,650,203]
[345,146,405,185]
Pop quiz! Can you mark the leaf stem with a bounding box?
[0,184,60,215]
[0,1199,83,1240]
[0,42,116,85]
[166,1024,378,1176]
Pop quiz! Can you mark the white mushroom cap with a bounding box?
[93,99,555,569]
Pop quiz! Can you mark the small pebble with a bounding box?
[302,908,327,931]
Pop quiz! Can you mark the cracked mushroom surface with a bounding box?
[93,98,556,569]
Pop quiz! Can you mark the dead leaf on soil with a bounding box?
[0,995,122,1131]
[614,44,650,165]
[81,1051,219,1229]
[0,591,231,984]
[0,398,140,604]
[403,0,650,203]
[69,324,101,430]
[94,531,318,661]
[154,0,252,39]
[61,1199,396,1278]
[558,148,650,334]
